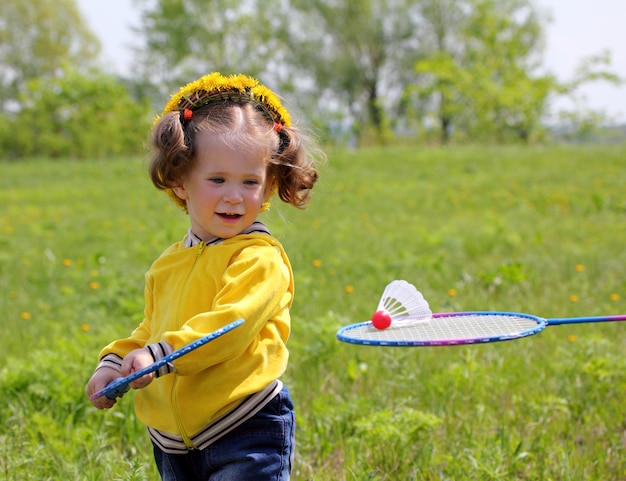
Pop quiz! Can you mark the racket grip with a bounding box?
[90,377,131,401]
[104,381,130,400]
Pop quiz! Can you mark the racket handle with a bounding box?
[100,378,130,399]
[547,314,626,326]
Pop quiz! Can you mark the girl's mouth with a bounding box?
[217,212,242,221]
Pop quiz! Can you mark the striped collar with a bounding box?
[183,221,272,248]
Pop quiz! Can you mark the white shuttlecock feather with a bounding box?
[371,280,432,330]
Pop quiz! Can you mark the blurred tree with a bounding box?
[0,0,100,111]
[131,0,289,109]
[454,0,554,142]
[1,66,151,159]
[399,0,467,144]
[287,0,423,145]
[132,0,427,145]
[409,0,621,143]
[554,50,622,133]
[409,0,554,143]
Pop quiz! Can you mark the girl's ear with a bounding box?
[171,184,188,200]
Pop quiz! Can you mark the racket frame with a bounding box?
[336,311,548,347]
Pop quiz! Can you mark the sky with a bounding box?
[76,0,626,122]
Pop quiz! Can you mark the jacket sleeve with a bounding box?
[162,244,292,375]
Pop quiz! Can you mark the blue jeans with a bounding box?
[152,385,295,481]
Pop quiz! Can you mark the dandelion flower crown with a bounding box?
[159,72,292,127]
[156,72,291,214]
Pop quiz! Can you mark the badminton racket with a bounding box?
[90,319,244,400]
[336,312,626,347]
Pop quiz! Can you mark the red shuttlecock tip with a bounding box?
[372,310,392,330]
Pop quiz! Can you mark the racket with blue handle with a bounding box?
[336,313,626,347]
[90,319,244,400]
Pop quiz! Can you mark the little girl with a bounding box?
[86,72,320,480]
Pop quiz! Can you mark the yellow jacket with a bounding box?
[98,232,293,442]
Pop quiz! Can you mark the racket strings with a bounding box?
[339,313,543,346]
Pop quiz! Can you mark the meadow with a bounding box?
[1,144,625,480]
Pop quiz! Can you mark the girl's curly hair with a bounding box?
[149,101,321,211]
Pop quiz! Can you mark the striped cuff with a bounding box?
[95,353,123,373]
[145,342,175,377]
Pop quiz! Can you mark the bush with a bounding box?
[0,66,152,159]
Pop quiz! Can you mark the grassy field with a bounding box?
[1,144,625,480]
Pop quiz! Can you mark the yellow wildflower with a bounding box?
[160,72,291,126]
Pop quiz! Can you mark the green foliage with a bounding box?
[131,0,289,108]
[0,0,100,109]
[0,67,152,159]
[1,1,622,155]
[287,0,422,144]
[1,145,626,479]
[411,0,557,143]
[409,0,623,144]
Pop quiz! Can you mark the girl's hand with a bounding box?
[86,367,121,409]
[121,348,155,389]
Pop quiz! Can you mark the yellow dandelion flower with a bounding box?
[312,259,322,268]
[159,72,291,126]
[345,285,355,294]
[569,294,579,302]
[575,264,585,272]
[20,311,31,320]
[610,293,620,302]
[89,281,100,290]
[81,323,91,332]
[447,288,457,297]
[567,334,577,343]
[62,259,72,267]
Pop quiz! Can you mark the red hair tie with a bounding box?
[274,122,282,133]
[182,109,193,121]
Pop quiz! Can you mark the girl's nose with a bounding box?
[223,186,243,204]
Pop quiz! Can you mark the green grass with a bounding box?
[1,145,625,480]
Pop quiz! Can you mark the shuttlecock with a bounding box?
[371,280,432,330]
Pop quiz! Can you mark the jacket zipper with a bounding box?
[171,241,206,449]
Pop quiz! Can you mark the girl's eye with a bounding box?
[209,177,225,184]
[244,179,259,186]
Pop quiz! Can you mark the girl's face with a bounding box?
[172,132,270,241]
